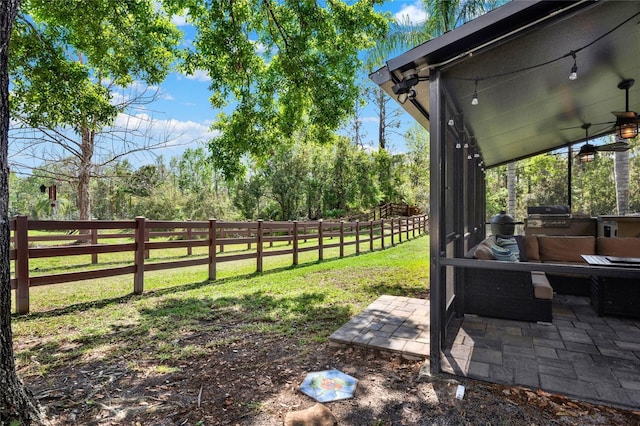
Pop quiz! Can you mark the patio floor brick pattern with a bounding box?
[329,294,640,410]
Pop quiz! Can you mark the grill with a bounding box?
[524,205,595,236]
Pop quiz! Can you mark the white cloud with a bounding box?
[184,69,211,82]
[360,116,379,124]
[250,40,267,55]
[394,2,428,26]
[112,113,219,149]
[109,81,173,105]
[171,14,188,26]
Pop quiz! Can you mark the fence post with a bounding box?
[318,220,324,261]
[14,215,30,314]
[390,218,395,246]
[380,219,385,249]
[398,218,403,243]
[134,216,145,294]
[405,217,409,241]
[187,219,193,256]
[220,225,225,253]
[293,221,299,266]
[91,227,98,264]
[412,216,416,238]
[355,220,360,255]
[339,220,344,258]
[209,219,216,281]
[369,220,374,252]
[257,219,263,273]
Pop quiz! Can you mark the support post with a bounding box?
[369,220,374,252]
[209,219,216,280]
[355,220,360,255]
[380,219,385,249]
[257,220,263,273]
[318,220,324,261]
[390,218,395,246]
[339,221,344,258]
[187,219,193,256]
[14,215,30,314]
[134,216,145,294]
[406,217,410,240]
[293,221,299,266]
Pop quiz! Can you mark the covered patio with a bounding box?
[362,0,640,410]
[330,294,640,409]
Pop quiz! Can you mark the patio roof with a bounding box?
[371,0,640,168]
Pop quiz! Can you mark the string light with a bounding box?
[569,51,577,80]
[471,80,479,105]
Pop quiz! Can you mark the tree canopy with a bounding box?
[164,0,389,177]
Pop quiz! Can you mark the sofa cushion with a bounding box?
[524,235,540,261]
[531,271,553,300]
[537,235,595,263]
[597,237,640,257]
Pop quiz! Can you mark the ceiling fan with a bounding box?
[575,123,631,163]
[611,79,640,140]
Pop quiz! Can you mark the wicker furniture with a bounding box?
[591,275,640,319]
[463,267,553,323]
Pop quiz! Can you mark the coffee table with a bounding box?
[581,255,640,318]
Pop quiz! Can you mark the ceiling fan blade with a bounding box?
[596,141,631,152]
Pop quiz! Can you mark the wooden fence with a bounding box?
[9,214,428,314]
[343,202,421,222]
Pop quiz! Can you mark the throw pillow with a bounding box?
[497,236,520,261]
[474,245,495,260]
[491,241,519,262]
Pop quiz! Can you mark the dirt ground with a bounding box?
[22,335,640,426]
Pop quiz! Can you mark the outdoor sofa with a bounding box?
[463,235,640,322]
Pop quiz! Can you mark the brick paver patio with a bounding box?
[329,294,640,410]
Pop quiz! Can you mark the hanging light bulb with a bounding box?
[463,141,469,149]
[569,51,577,80]
[455,140,461,149]
[471,80,479,105]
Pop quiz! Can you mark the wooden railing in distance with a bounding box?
[9,214,429,314]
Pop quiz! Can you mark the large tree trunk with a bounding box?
[1,0,45,423]
[378,88,386,151]
[78,126,95,220]
[614,150,630,216]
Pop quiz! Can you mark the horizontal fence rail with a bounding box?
[9,214,429,314]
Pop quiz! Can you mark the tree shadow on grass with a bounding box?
[13,262,333,321]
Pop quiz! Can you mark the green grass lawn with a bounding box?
[11,235,429,378]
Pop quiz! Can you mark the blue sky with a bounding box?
[121,1,429,164]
